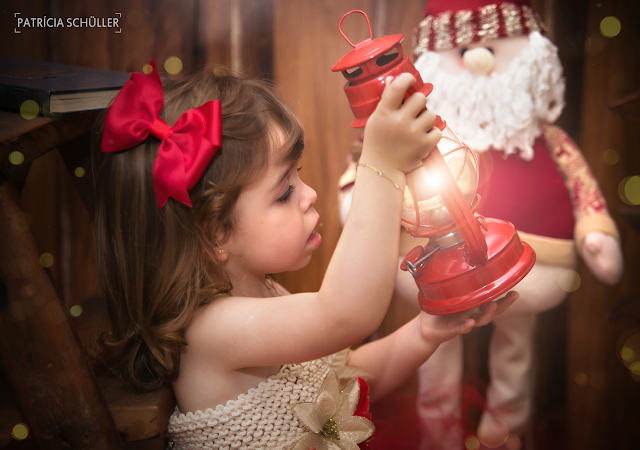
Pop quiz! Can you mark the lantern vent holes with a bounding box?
[376,49,399,67]
[343,67,363,79]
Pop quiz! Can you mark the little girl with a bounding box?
[92,61,515,449]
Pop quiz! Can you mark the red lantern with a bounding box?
[332,11,535,315]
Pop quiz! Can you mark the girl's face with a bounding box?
[221,129,320,279]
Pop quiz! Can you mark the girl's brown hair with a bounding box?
[91,66,304,392]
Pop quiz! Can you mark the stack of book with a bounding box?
[0,58,130,116]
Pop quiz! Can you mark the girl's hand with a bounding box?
[362,73,442,174]
[419,291,519,345]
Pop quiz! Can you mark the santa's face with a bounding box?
[435,35,530,76]
[415,32,565,160]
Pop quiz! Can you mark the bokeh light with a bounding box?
[600,16,621,38]
[558,270,581,292]
[478,416,509,448]
[74,167,85,177]
[191,97,201,108]
[20,100,39,120]
[143,64,153,75]
[70,305,83,317]
[619,176,632,204]
[622,176,640,205]
[12,423,29,440]
[213,66,227,77]
[621,345,635,362]
[40,253,54,268]
[465,436,480,450]
[9,151,25,165]
[505,435,522,450]
[617,331,640,381]
[575,372,588,386]
[165,56,183,75]
[603,149,618,165]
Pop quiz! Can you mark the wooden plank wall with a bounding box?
[568,0,640,447]
[1,1,639,448]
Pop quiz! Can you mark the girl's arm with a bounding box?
[348,292,518,402]
[196,74,442,368]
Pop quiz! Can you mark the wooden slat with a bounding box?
[109,0,198,75]
[1,379,175,443]
[608,90,640,123]
[98,379,175,442]
[0,294,175,443]
[238,0,274,80]
[73,297,176,441]
[198,0,232,69]
[567,0,640,448]
[0,111,99,180]
[0,0,50,61]
[0,178,124,449]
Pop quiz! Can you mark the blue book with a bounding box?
[0,58,130,116]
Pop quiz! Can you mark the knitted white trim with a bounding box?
[166,358,332,450]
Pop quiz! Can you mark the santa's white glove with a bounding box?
[580,232,623,285]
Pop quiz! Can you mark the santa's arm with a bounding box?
[542,124,623,284]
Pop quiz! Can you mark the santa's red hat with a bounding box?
[413,0,545,57]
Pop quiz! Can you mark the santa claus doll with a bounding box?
[338,0,623,448]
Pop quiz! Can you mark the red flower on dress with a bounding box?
[354,377,375,450]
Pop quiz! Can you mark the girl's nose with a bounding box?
[302,183,317,211]
[463,47,495,76]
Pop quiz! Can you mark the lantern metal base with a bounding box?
[401,218,536,315]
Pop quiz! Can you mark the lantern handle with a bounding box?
[404,245,439,277]
[338,10,373,48]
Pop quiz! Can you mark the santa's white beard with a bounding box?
[414,32,565,161]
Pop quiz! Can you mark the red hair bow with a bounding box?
[101,59,222,209]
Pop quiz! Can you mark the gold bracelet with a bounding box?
[357,162,400,190]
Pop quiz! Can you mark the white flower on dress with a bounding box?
[290,369,374,450]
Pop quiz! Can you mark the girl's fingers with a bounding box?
[403,91,428,118]
[424,124,442,148]
[457,318,476,334]
[495,291,519,315]
[416,109,438,132]
[378,73,417,110]
[474,301,498,327]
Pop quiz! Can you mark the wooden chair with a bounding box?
[0,110,175,449]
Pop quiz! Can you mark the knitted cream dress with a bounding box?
[166,350,364,450]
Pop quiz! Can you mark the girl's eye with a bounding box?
[277,184,296,203]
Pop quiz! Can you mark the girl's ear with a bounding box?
[215,248,229,262]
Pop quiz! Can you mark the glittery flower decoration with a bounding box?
[290,369,375,450]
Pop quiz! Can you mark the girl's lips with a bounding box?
[307,230,322,249]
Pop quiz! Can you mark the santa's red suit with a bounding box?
[338,1,622,448]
